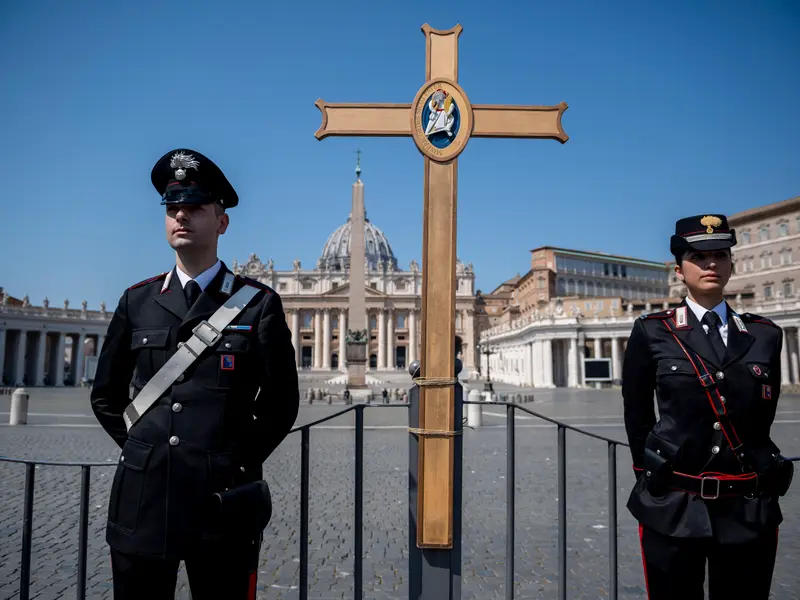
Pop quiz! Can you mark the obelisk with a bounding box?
[345,152,368,389]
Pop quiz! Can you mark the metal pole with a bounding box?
[20,462,35,600]
[354,406,364,599]
[608,443,618,600]
[506,404,515,600]
[77,466,91,600]
[300,429,310,600]
[557,426,566,600]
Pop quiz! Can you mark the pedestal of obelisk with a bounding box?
[345,157,368,389]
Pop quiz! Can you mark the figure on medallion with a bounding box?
[90,148,299,600]
[424,89,456,138]
[622,214,793,599]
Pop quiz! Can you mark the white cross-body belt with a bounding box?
[123,283,261,431]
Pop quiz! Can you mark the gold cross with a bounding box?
[314,23,568,549]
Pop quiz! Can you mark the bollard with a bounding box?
[10,388,29,425]
[467,389,482,427]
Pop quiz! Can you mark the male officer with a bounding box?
[90,148,299,600]
[622,214,792,599]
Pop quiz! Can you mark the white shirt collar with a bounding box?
[174,259,222,291]
[685,296,727,327]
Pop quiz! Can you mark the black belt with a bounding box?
[670,471,759,499]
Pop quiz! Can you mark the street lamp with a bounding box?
[477,342,496,392]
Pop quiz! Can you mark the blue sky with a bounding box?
[1,1,798,308]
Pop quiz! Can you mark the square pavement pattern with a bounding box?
[2,387,800,599]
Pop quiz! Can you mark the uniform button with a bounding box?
[120,456,125,462]
[225,342,232,349]
[713,422,721,430]
[719,396,726,404]
[716,371,724,380]
[711,445,720,454]
[671,365,677,371]
[169,436,179,446]
[176,373,184,382]
[656,449,661,455]
[142,337,148,344]
[172,403,182,413]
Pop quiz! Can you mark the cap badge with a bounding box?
[169,152,200,181]
[700,215,723,234]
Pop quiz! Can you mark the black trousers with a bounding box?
[638,524,779,600]
[110,539,260,600]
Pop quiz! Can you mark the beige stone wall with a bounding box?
[728,197,800,301]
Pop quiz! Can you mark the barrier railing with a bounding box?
[1,398,796,599]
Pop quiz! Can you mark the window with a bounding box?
[396,281,406,291]
[784,281,794,298]
[779,223,789,237]
[301,280,313,290]
[279,282,287,291]
[612,264,619,277]
[764,284,772,299]
[760,226,770,242]
[604,263,610,276]
[369,315,377,330]
[742,231,750,244]
[331,282,339,290]
[397,314,406,328]
[621,265,627,278]
[331,315,339,329]
[302,312,313,328]
[369,281,377,289]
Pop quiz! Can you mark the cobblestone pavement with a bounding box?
[2,387,800,599]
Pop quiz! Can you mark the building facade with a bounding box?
[727,196,800,302]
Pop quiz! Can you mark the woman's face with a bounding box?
[675,249,732,296]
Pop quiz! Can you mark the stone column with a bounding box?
[386,309,395,369]
[73,333,87,385]
[377,309,386,369]
[54,333,66,387]
[578,333,587,387]
[291,311,301,369]
[791,329,800,385]
[408,309,417,366]
[781,328,791,385]
[339,309,347,372]
[532,339,543,387]
[543,338,554,388]
[0,329,6,385]
[568,336,579,388]
[314,311,322,369]
[611,337,622,383]
[34,332,47,386]
[593,337,603,389]
[14,330,27,386]
[322,309,331,369]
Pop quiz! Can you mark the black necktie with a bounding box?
[701,311,727,363]
[184,280,201,308]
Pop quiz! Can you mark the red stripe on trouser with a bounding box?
[247,571,257,600]
[639,524,651,599]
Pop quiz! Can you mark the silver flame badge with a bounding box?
[169,152,200,181]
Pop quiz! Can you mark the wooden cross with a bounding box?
[314,23,568,549]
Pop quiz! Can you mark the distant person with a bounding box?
[90,148,299,599]
[622,214,793,599]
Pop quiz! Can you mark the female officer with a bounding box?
[622,214,793,599]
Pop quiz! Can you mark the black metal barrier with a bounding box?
[1,399,797,600]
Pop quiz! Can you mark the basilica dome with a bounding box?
[318,212,398,272]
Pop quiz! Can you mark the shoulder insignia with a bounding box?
[128,272,168,290]
[641,310,671,320]
[741,312,780,328]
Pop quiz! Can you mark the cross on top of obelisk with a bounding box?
[355,148,362,181]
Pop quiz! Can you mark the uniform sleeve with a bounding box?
[249,290,300,465]
[622,318,657,475]
[89,290,135,449]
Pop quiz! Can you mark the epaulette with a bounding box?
[740,312,780,328]
[639,309,673,320]
[236,274,270,292]
[128,272,168,290]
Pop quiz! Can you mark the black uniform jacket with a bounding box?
[622,300,784,543]
[90,262,299,559]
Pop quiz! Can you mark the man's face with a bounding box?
[165,203,228,252]
[675,249,732,295]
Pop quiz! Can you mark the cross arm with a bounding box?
[314,99,412,140]
[471,101,569,143]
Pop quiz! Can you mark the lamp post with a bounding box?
[477,342,496,392]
